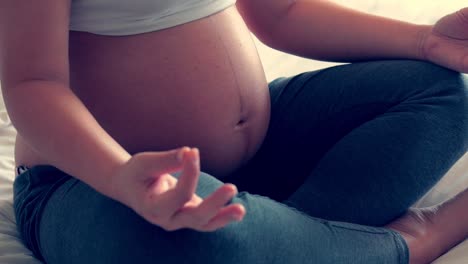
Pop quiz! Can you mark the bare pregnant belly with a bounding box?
[15,6,271,177]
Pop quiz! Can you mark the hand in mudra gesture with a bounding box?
[423,8,468,73]
[110,147,246,232]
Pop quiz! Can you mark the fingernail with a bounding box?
[226,184,238,194]
[190,148,199,162]
[191,148,199,156]
[231,214,242,222]
[177,147,188,162]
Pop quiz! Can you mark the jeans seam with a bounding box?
[391,230,410,264]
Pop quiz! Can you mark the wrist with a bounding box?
[93,150,132,201]
[415,25,433,61]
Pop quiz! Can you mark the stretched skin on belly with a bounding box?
[15,6,271,177]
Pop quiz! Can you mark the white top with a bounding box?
[69,0,237,36]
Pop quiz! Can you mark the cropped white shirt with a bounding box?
[70,0,237,36]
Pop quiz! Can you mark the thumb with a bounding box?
[137,147,190,175]
[434,8,468,39]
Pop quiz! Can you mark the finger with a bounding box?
[138,147,190,175]
[141,175,177,217]
[169,183,237,226]
[149,173,177,196]
[149,149,200,218]
[435,8,468,39]
[173,148,200,205]
[199,204,246,232]
[193,184,238,221]
[146,187,201,223]
[147,194,202,231]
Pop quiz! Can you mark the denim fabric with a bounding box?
[14,60,467,264]
[227,60,468,226]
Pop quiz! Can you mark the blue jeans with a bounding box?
[14,60,468,264]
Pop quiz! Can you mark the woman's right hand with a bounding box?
[108,147,246,232]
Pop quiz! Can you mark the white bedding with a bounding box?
[1,1,467,262]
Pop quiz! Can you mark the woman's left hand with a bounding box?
[422,7,468,73]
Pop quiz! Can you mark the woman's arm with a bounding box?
[238,0,467,69]
[0,0,131,196]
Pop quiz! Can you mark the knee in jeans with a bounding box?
[401,61,467,126]
[399,60,455,78]
[408,61,466,94]
[434,72,468,147]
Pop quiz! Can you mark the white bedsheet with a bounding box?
[0,201,41,264]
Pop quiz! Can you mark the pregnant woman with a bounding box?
[1,0,467,263]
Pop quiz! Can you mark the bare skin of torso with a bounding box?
[14,6,271,178]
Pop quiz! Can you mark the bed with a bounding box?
[1,1,467,262]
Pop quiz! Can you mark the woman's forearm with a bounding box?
[4,80,131,197]
[265,0,431,62]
